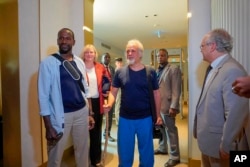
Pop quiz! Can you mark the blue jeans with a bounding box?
[118,116,154,167]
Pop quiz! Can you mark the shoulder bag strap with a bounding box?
[52,53,85,93]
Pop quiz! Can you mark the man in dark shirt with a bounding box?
[103,39,163,166]
[101,53,116,142]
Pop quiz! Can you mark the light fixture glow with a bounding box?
[187,12,192,18]
[82,26,93,33]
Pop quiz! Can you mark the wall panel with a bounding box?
[211,0,250,72]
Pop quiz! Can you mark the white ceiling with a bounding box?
[93,0,188,50]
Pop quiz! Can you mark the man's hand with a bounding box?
[43,116,58,142]
[232,76,250,98]
[220,147,229,159]
[46,127,58,141]
[169,108,178,117]
[103,103,112,113]
[88,116,95,130]
[155,116,163,126]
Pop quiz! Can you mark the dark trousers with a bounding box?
[89,98,103,165]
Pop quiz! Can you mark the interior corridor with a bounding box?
[61,104,189,167]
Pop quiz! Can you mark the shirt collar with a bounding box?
[211,54,227,69]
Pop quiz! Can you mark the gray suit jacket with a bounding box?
[194,54,249,158]
[158,64,182,114]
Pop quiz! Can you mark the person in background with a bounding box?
[155,48,182,167]
[114,57,123,125]
[115,57,123,71]
[103,39,163,167]
[194,28,249,167]
[101,53,116,142]
[232,76,250,98]
[38,28,94,167]
[80,44,110,167]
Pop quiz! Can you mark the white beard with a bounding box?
[126,58,135,65]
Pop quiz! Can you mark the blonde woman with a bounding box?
[80,44,110,167]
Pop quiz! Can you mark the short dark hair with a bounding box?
[115,57,123,62]
[158,48,168,55]
[58,28,75,40]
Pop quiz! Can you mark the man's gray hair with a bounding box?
[208,28,233,53]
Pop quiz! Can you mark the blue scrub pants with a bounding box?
[118,116,154,167]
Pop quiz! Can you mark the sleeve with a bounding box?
[112,67,123,88]
[220,66,249,153]
[38,60,53,116]
[170,65,182,109]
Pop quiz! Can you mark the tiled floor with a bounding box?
[62,104,189,167]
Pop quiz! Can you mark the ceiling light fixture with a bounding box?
[153,30,166,39]
[157,30,161,38]
[153,24,159,27]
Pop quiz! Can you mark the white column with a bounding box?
[188,0,211,160]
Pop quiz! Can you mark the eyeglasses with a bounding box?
[200,42,213,49]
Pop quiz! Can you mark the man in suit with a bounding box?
[154,48,182,167]
[194,28,249,167]
[101,53,116,142]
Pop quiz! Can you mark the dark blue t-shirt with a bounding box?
[113,66,159,119]
[60,61,85,113]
